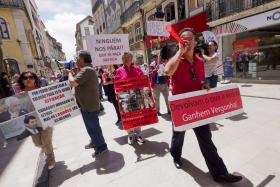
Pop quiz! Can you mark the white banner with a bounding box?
[28,82,80,127]
[147,21,170,37]
[86,34,129,66]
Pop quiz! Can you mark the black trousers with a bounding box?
[170,125,228,177]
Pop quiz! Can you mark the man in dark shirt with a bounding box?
[0,72,15,97]
[164,27,242,183]
[69,51,107,157]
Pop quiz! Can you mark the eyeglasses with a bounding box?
[190,67,197,80]
[22,76,35,80]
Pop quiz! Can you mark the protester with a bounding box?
[102,65,121,124]
[201,40,219,88]
[164,27,242,183]
[150,54,170,115]
[12,74,21,94]
[0,72,15,97]
[17,71,56,170]
[114,52,145,145]
[69,50,108,157]
[39,76,49,87]
[59,69,69,82]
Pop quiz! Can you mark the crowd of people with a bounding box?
[0,27,243,183]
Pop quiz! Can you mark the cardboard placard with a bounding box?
[86,34,129,66]
[114,76,158,130]
[169,84,244,131]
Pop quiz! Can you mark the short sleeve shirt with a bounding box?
[114,65,144,80]
[75,65,100,112]
[204,52,219,78]
[171,55,205,95]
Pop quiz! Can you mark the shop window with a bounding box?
[4,59,20,76]
[0,18,10,39]
[164,2,176,22]
[189,0,204,11]
[135,22,142,42]
[84,27,90,36]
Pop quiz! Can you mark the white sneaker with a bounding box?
[128,135,134,145]
[48,162,55,170]
[135,135,145,144]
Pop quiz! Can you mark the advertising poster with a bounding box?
[86,34,129,66]
[28,82,80,127]
[169,84,244,131]
[114,76,158,130]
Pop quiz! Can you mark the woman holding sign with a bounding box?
[18,71,56,170]
[114,52,145,145]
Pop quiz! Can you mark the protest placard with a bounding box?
[28,82,80,127]
[114,76,158,130]
[0,93,35,139]
[169,84,244,131]
[147,21,170,37]
[86,34,129,66]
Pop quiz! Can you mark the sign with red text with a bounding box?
[28,82,80,127]
[169,84,244,131]
[86,34,129,66]
[114,76,158,130]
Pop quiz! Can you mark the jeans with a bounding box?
[206,75,218,88]
[127,127,141,136]
[170,125,228,178]
[81,110,107,152]
[153,83,170,113]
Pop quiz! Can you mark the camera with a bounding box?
[194,32,209,56]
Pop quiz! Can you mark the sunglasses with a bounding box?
[190,67,197,81]
[22,76,35,80]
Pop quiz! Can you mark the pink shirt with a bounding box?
[171,55,205,95]
[114,65,144,80]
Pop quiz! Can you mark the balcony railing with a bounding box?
[0,0,25,8]
[206,0,276,22]
[120,1,141,25]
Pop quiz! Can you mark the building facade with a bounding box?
[0,0,36,76]
[91,0,107,34]
[206,0,280,82]
[75,16,95,52]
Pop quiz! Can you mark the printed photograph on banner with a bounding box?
[28,82,81,127]
[0,112,43,140]
[0,93,36,139]
[0,93,35,123]
[114,76,158,130]
[118,87,154,113]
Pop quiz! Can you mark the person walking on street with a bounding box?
[114,52,146,145]
[201,40,219,88]
[0,72,15,97]
[103,65,121,125]
[69,51,108,157]
[164,27,242,183]
[150,54,170,115]
[17,71,56,170]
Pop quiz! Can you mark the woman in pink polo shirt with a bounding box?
[114,52,145,145]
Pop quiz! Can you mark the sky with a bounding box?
[36,0,92,60]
